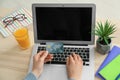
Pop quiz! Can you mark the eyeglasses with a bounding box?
[3,14,27,28]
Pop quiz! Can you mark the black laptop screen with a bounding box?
[35,7,92,41]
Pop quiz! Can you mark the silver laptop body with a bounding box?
[29,4,96,80]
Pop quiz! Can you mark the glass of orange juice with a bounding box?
[13,27,30,49]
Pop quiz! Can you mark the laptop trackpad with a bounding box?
[39,64,68,80]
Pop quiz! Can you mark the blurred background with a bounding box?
[0,0,120,20]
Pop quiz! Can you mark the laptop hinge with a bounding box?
[40,43,88,46]
[64,44,88,46]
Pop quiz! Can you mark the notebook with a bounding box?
[96,46,120,80]
[0,8,32,37]
[99,54,120,80]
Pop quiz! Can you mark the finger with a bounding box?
[37,51,46,58]
[40,51,49,61]
[45,54,53,59]
[78,54,82,61]
[77,54,83,64]
[69,55,74,63]
[44,55,53,61]
[37,50,45,54]
[44,58,53,63]
[77,54,81,60]
[37,51,46,55]
[72,53,77,61]
[44,54,53,63]
[66,57,69,65]
[33,51,45,61]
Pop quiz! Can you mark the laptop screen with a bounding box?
[35,7,92,41]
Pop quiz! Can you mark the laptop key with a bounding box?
[63,58,66,61]
[59,58,62,61]
[84,56,87,58]
[83,59,89,62]
[53,54,57,58]
[83,62,85,65]
[61,54,64,57]
[67,52,71,55]
[86,53,89,58]
[85,64,89,66]
[51,61,66,64]
[64,55,67,58]
[54,58,58,61]
[57,54,60,57]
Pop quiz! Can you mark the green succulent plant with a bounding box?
[94,20,116,45]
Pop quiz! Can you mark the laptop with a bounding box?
[29,4,96,80]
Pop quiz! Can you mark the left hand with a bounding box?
[32,51,53,78]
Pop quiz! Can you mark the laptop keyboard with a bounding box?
[37,46,90,66]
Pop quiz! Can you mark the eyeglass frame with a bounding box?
[3,14,27,28]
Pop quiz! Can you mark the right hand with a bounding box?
[32,51,53,78]
[66,53,83,80]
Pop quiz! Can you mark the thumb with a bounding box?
[40,51,48,60]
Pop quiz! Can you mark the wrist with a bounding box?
[32,69,41,78]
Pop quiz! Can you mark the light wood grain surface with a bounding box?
[0,8,120,80]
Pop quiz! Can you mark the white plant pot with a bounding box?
[96,40,111,54]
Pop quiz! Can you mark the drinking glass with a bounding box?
[13,27,30,49]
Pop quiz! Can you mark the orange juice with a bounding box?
[13,28,30,49]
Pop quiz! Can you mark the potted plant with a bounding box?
[94,20,116,54]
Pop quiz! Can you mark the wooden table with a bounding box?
[0,8,120,80]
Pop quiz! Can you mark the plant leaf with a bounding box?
[94,20,116,44]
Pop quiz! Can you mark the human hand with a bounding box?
[32,51,53,78]
[66,53,83,80]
